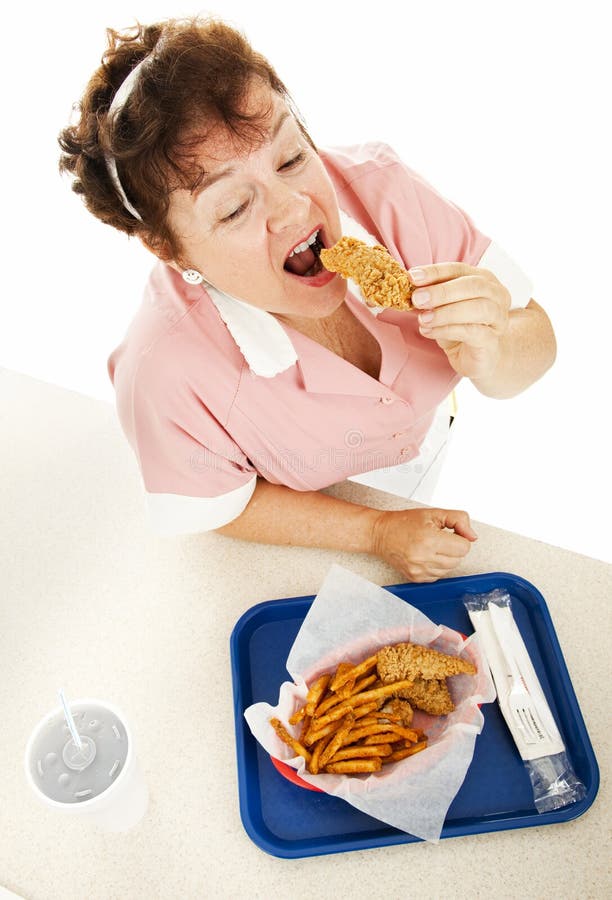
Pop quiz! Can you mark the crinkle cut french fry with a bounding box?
[330,744,393,761]
[269,717,312,763]
[319,713,355,768]
[330,655,378,692]
[305,673,331,717]
[325,758,382,774]
[383,740,428,763]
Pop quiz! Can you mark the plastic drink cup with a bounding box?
[24,698,149,832]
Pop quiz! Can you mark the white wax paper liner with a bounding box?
[244,564,496,843]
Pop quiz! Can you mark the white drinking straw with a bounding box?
[59,688,83,751]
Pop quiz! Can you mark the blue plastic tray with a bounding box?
[230,572,599,858]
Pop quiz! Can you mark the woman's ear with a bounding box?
[137,233,175,264]
[137,235,204,284]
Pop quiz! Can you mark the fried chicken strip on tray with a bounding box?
[394,678,455,717]
[377,642,477,682]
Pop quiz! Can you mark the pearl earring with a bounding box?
[182,269,204,285]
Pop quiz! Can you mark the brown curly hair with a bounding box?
[58,17,316,263]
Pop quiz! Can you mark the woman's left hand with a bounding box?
[409,263,511,380]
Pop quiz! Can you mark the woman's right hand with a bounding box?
[371,507,478,582]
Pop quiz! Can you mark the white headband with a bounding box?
[104,57,148,222]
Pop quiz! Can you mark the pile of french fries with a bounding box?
[270,653,428,775]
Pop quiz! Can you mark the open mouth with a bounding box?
[283,228,326,278]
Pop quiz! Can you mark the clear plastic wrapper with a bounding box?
[464,588,585,812]
[526,751,586,813]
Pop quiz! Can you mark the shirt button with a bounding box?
[380,396,394,404]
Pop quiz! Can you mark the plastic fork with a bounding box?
[488,604,550,746]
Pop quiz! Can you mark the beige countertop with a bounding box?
[1,368,610,900]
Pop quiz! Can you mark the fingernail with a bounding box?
[413,289,431,308]
[409,267,426,284]
[418,311,434,325]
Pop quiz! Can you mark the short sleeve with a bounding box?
[475,240,533,309]
[387,146,533,308]
[129,370,257,536]
[325,142,533,309]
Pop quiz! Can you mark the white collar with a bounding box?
[203,209,385,378]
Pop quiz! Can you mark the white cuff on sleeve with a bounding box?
[477,240,533,309]
[145,475,257,536]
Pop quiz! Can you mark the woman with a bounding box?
[59,17,556,582]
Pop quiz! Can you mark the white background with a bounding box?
[1,0,610,563]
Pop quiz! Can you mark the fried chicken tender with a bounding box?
[319,236,415,310]
[377,642,477,683]
[394,678,455,717]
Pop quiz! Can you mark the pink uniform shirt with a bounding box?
[108,143,532,535]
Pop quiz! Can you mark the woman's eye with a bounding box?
[218,151,308,222]
[221,202,248,223]
[280,151,307,170]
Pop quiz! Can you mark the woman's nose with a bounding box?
[266,180,310,233]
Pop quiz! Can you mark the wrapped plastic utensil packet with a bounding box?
[463,588,586,812]
[244,565,496,843]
